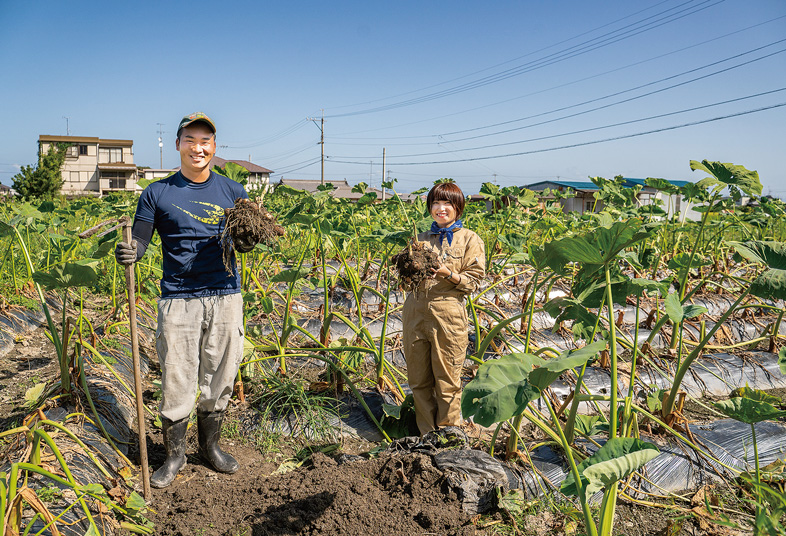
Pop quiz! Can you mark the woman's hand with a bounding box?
[431,264,461,284]
[431,264,451,279]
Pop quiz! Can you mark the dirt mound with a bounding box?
[150,451,478,536]
[222,198,285,271]
[391,241,441,291]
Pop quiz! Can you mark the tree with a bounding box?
[12,142,69,200]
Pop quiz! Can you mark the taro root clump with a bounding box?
[391,241,440,291]
[221,198,285,273]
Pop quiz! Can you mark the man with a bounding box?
[116,112,254,488]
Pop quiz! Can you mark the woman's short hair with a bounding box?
[427,182,465,218]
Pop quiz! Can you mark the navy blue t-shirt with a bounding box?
[135,170,248,298]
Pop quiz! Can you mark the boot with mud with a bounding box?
[150,417,188,488]
[198,411,239,474]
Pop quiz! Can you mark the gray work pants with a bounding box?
[156,293,244,422]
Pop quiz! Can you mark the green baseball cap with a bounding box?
[177,112,216,136]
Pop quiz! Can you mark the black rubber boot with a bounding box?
[150,418,188,488]
[197,411,239,474]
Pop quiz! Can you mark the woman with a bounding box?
[403,182,486,435]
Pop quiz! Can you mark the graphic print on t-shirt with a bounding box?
[172,201,225,225]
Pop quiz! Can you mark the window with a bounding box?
[98,147,123,163]
[101,171,126,189]
[79,145,88,155]
[70,171,80,183]
[585,201,593,212]
[66,146,79,158]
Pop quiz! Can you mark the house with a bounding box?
[38,135,138,196]
[622,178,700,220]
[0,184,12,197]
[275,178,421,202]
[524,178,701,219]
[138,168,177,184]
[523,180,603,214]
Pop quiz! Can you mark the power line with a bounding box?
[440,41,786,140]
[273,157,321,176]
[330,14,786,139]
[223,119,310,149]
[325,0,681,112]
[326,0,723,118]
[330,87,786,160]
[328,102,786,166]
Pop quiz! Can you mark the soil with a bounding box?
[148,449,479,536]
[222,198,285,272]
[391,241,441,291]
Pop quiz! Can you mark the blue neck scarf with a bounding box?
[430,219,463,245]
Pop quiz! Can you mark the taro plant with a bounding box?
[462,340,659,536]
[713,386,786,535]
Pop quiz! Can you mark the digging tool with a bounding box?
[121,215,151,499]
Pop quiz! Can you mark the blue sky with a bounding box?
[1,0,784,196]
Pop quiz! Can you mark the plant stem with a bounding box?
[604,264,619,439]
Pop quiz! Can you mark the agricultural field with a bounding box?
[2,160,786,536]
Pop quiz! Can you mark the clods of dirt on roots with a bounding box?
[392,241,441,290]
[221,198,285,272]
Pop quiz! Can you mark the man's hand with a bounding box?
[115,240,137,265]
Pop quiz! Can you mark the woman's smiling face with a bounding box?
[430,200,457,228]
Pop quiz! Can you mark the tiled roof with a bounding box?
[38,135,133,146]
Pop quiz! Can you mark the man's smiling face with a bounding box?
[176,123,216,180]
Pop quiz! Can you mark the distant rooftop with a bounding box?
[524,178,691,192]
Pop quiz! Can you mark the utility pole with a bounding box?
[63,116,70,136]
[157,123,165,168]
[381,148,386,201]
[307,111,325,185]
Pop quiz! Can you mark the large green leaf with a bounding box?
[664,294,707,323]
[713,397,786,424]
[582,447,661,496]
[31,260,99,289]
[270,267,311,283]
[380,394,418,439]
[461,341,606,427]
[528,340,607,392]
[543,296,598,341]
[664,293,683,323]
[731,241,786,300]
[545,219,652,268]
[729,385,780,404]
[0,219,13,238]
[461,352,544,427]
[560,438,659,496]
[644,177,680,195]
[730,241,786,270]
[751,269,786,301]
[627,278,668,298]
[690,160,762,197]
[546,234,603,265]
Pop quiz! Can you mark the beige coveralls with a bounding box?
[402,227,485,434]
